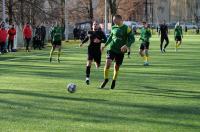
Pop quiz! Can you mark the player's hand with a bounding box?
[121,45,128,53]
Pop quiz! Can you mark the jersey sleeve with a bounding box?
[101,31,107,43]
[105,29,113,47]
[126,27,135,47]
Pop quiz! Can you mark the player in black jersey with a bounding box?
[159,20,169,53]
[80,21,107,85]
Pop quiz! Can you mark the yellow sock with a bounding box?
[50,49,53,58]
[143,56,148,62]
[113,70,119,80]
[104,68,109,79]
[146,56,149,62]
[176,43,179,48]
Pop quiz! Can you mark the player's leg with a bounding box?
[94,51,101,69]
[139,43,148,65]
[175,37,179,52]
[57,45,61,63]
[144,49,149,66]
[163,36,169,52]
[127,48,131,58]
[100,51,113,88]
[143,42,150,66]
[177,37,182,47]
[85,60,93,85]
[111,53,124,89]
[49,45,56,62]
[160,36,164,52]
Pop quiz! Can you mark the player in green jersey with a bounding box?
[174,22,183,52]
[100,15,135,89]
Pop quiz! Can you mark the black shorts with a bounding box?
[140,42,150,50]
[88,48,101,65]
[52,41,61,46]
[161,36,169,44]
[106,50,124,66]
[175,36,182,41]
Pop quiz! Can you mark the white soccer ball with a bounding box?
[67,83,76,93]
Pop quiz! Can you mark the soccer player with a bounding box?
[80,21,107,85]
[139,21,152,66]
[174,22,183,52]
[159,20,169,53]
[7,24,16,52]
[100,15,135,89]
[49,22,62,63]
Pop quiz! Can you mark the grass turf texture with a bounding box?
[0,35,200,132]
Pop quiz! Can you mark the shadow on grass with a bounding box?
[120,85,200,100]
[0,91,200,129]
[0,89,107,103]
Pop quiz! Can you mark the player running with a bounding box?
[139,21,152,66]
[159,20,169,53]
[80,21,107,85]
[100,15,135,89]
[174,22,183,52]
[49,22,62,63]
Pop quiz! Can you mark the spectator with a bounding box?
[7,24,16,52]
[33,25,42,50]
[73,26,79,41]
[41,23,46,48]
[0,23,8,54]
[23,23,32,52]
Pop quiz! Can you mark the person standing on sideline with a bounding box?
[7,24,16,52]
[159,20,169,53]
[0,23,8,54]
[23,23,32,52]
[41,23,46,48]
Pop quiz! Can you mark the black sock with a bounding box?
[128,52,130,56]
[86,66,91,78]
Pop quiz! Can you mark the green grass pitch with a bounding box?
[0,35,200,132]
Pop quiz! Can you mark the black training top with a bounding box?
[82,30,107,49]
[159,24,168,37]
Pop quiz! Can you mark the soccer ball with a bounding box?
[67,83,76,93]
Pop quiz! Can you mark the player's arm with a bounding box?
[166,25,169,35]
[121,27,135,53]
[126,27,135,47]
[181,27,183,38]
[101,31,107,43]
[80,31,90,47]
[101,32,112,52]
[158,25,161,36]
[104,33,112,47]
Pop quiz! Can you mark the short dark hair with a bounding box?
[142,21,147,24]
[114,15,122,20]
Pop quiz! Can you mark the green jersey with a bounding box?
[105,24,135,54]
[50,26,62,42]
[174,26,183,37]
[140,27,151,43]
